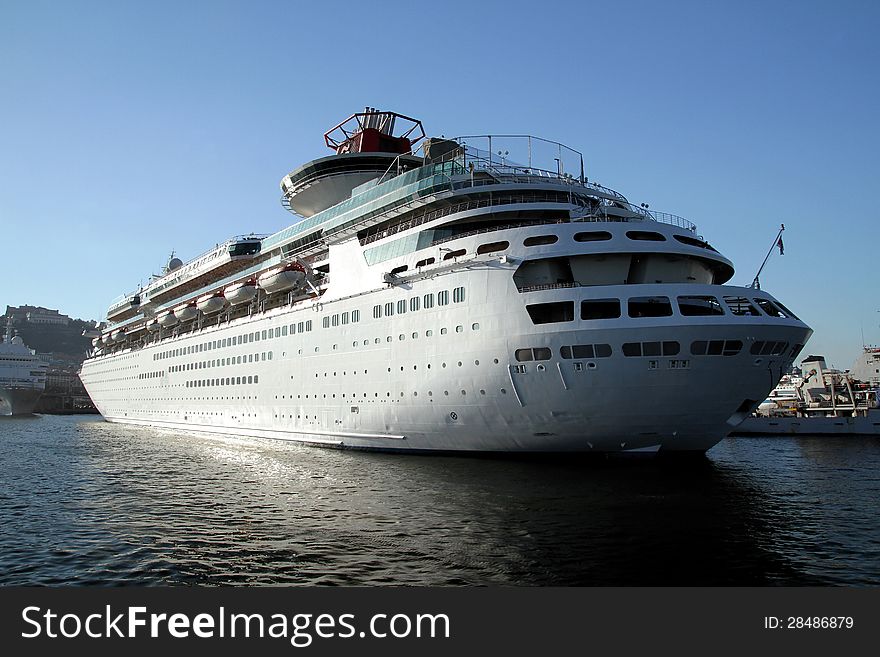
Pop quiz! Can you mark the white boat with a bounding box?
[81,108,812,454]
[146,319,161,332]
[197,292,227,315]
[224,280,258,306]
[175,302,199,323]
[157,310,178,328]
[0,320,47,415]
[732,355,880,436]
[257,262,308,295]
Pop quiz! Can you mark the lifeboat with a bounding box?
[92,336,103,348]
[110,328,126,343]
[175,301,199,323]
[146,319,160,332]
[197,291,227,315]
[224,279,258,306]
[257,261,308,294]
[157,310,179,328]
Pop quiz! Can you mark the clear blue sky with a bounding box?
[1,0,877,368]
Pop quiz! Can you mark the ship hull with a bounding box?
[731,413,880,436]
[81,273,811,453]
[0,387,44,416]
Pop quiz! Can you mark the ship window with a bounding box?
[723,296,761,316]
[626,230,666,241]
[423,293,435,309]
[384,302,394,316]
[790,343,804,359]
[261,330,267,340]
[643,342,662,356]
[453,286,465,303]
[623,342,642,357]
[678,295,725,316]
[692,340,740,356]
[416,257,435,268]
[323,317,330,329]
[723,340,743,356]
[397,300,406,314]
[390,265,408,275]
[581,299,621,320]
[754,298,787,318]
[442,248,466,261]
[332,314,340,326]
[410,297,420,312]
[524,235,558,247]
[569,344,597,359]
[373,305,382,319]
[628,296,673,317]
[247,376,253,384]
[342,312,349,325]
[770,299,799,320]
[268,351,273,359]
[477,240,509,255]
[438,291,450,306]
[574,231,612,242]
[254,375,258,383]
[282,325,288,336]
[663,341,681,356]
[526,301,575,325]
[305,321,312,331]
[515,348,552,362]
[675,235,716,251]
[702,341,721,356]
[352,310,360,322]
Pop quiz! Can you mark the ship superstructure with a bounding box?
[0,320,47,415]
[80,108,812,453]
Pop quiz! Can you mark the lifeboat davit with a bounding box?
[224,279,258,306]
[197,291,227,315]
[257,261,308,295]
[157,310,179,328]
[175,301,199,323]
[146,318,161,332]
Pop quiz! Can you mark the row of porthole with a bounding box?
[169,351,273,373]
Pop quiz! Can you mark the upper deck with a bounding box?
[103,112,700,333]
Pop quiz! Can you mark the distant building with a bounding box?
[5,305,70,326]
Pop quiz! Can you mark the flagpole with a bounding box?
[750,223,785,289]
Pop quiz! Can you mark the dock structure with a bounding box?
[35,368,97,414]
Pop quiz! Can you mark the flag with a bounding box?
[777,235,784,255]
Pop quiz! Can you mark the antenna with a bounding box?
[750,223,785,289]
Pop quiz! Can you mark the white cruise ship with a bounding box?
[0,320,47,415]
[80,109,812,453]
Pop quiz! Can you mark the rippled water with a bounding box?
[1,415,878,585]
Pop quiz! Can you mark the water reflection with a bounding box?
[0,416,876,585]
